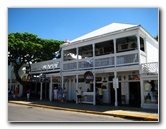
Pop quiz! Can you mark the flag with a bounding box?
[66,38,71,44]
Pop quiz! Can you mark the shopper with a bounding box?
[97,86,103,104]
[76,87,83,104]
[58,87,63,102]
[26,88,31,100]
[14,87,19,99]
[53,87,58,102]
[62,87,67,103]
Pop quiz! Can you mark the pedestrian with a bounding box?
[97,86,103,104]
[8,88,13,99]
[14,87,19,99]
[62,87,67,103]
[26,88,30,100]
[53,87,58,102]
[58,87,63,102]
[76,87,83,104]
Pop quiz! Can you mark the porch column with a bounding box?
[140,70,144,108]
[137,33,141,63]
[93,72,96,105]
[49,76,53,101]
[62,75,64,89]
[92,43,95,68]
[40,82,43,100]
[45,82,47,99]
[113,71,118,106]
[113,39,117,67]
[76,47,78,70]
[35,80,37,96]
[76,74,78,104]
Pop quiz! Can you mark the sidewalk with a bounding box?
[8,99,159,121]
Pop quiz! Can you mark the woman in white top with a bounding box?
[53,87,58,101]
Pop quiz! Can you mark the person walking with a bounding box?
[14,87,19,99]
[26,88,31,100]
[53,87,58,102]
[62,87,67,103]
[58,87,63,102]
[76,87,83,104]
[97,86,103,104]
[8,88,13,99]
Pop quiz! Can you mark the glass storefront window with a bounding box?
[144,80,158,104]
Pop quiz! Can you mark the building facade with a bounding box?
[30,23,159,109]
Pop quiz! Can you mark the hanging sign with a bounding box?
[84,71,94,83]
[113,78,119,89]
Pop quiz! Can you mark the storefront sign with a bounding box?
[113,78,119,89]
[84,71,94,82]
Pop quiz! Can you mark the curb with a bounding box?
[8,101,158,121]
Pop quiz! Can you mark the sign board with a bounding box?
[40,74,46,82]
[113,78,119,89]
[84,71,94,83]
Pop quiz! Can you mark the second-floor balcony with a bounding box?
[30,35,149,74]
[63,50,139,71]
[30,50,141,74]
[30,59,61,74]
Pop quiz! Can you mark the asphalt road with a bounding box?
[8,103,135,122]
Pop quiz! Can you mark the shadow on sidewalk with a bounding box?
[8,97,158,114]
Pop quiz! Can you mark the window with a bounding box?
[116,36,137,53]
[63,48,77,61]
[140,37,145,52]
[95,40,114,56]
[144,80,158,104]
[78,45,93,59]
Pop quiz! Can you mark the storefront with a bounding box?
[141,75,158,109]
[30,23,158,109]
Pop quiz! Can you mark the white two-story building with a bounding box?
[30,23,159,109]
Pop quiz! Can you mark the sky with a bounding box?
[8,8,158,42]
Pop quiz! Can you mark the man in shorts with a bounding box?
[76,87,83,104]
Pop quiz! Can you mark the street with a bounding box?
[8,103,135,122]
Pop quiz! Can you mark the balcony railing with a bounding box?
[30,59,61,73]
[141,62,158,75]
[30,51,140,73]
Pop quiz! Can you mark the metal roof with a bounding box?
[70,22,139,43]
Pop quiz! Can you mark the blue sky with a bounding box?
[8,8,158,41]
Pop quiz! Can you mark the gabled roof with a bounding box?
[70,23,140,43]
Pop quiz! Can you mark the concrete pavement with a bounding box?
[8,99,159,121]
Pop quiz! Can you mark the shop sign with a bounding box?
[84,71,94,82]
[113,78,119,89]
[42,62,60,70]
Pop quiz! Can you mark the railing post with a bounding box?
[137,33,141,64]
[49,76,52,101]
[114,39,117,67]
[93,72,96,105]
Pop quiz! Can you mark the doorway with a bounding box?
[129,82,141,107]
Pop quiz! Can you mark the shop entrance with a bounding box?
[110,83,121,105]
[129,82,141,107]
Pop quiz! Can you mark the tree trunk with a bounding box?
[13,63,28,97]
